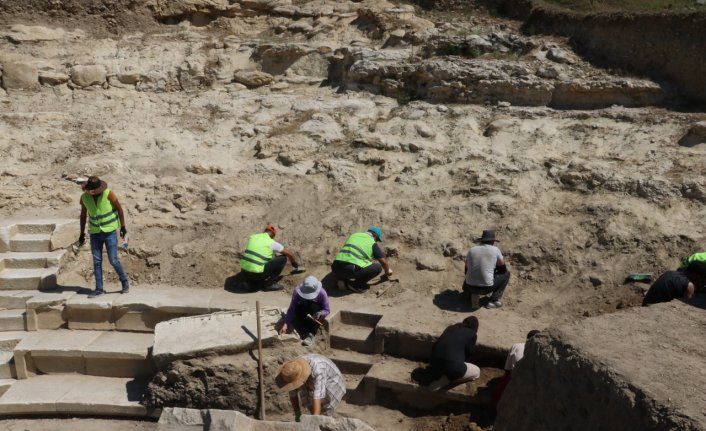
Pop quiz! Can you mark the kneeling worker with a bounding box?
[276,354,346,420]
[239,225,303,291]
[428,316,481,391]
[642,261,706,306]
[279,275,330,346]
[331,226,392,293]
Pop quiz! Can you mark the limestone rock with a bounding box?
[70,65,107,87]
[414,123,435,139]
[1,62,39,91]
[546,47,574,65]
[232,70,273,88]
[414,253,446,272]
[301,414,376,431]
[299,113,344,142]
[39,71,70,86]
[4,24,84,43]
[678,121,706,147]
[484,119,514,137]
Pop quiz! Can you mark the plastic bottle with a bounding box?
[122,234,129,252]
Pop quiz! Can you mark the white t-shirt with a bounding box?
[271,241,284,253]
[504,342,525,371]
[465,244,503,286]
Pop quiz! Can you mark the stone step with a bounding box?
[14,329,155,379]
[0,251,66,270]
[0,268,57,290]
[329,322,375,354]
[9,233,52,253]
[0,351,15,379]
[0,310,26,331]
[329,349,375,405]
[14,224,56,235]
[0,374,158,418]
[0,290,38,309]
[363,355,503,411]
[0,379,13,397]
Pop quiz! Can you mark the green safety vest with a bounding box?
[82,189,119,234]
[334,232,375,268]
[240,232,275,273]
[679,251,706,269]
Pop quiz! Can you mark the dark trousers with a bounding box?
[463,271,510,301]
[243,255,287,290]
[331,260,382,289]
[292,301,323,339]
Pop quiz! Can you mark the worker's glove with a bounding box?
[120,226,127,238]
[78,233,86,247]
[292,265,306,274]
[294,410,301,422]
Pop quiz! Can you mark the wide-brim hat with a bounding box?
[298,276,322,300]
[84,178,107,196]
[275,358,311,392]
[478,230,498,242]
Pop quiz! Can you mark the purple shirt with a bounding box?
[284,285,330,324]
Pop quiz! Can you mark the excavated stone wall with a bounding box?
[494,301,706,431]
[524,9,706,105]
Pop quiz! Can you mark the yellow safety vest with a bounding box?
[334,232,375,268]
[82,189,119,234]
[240,232,275,273]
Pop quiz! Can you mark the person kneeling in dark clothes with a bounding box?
[427,316,481,391]
[279,276,330,347]
[643,261,706,306]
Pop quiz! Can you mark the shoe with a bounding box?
[336,279,347,290]
[346,283,366,294]
[428,375,450,391]
[120,285,130,294]
[302,334,315,346]
[88,290,104,298]
[485,300,502,309]
[263,283,284,291]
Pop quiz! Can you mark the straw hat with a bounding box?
[275,357,311,391]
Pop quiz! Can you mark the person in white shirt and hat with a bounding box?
[279,276,330,346]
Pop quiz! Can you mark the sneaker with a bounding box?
[302,334,315,347]
[346,283,366,294]
[336,279,347,290]
[485,300,502,309]
[428,375,450,391]
[263,283,284,292]
[88,290,104,298]
[120,285,130,294]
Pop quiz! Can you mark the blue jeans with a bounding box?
[90,230,128,292]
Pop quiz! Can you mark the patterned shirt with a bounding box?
[289,354,346,415]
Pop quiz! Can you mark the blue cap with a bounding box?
[368,226,383,242]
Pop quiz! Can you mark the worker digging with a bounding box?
[330,226,393,293]
[239,224,305,291]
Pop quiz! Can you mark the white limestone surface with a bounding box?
[152,308,282,364]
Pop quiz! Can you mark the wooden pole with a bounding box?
[256,300,266,420]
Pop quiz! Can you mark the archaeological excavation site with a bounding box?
[1,0,706,430]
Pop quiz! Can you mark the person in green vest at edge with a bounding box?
[331,226,392,293]
[679,251,706,270]
[77,176,129,298]
[240,224,305,291]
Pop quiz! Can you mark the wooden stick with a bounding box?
[256,300,266,420]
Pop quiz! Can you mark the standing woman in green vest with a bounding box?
[330,227,392,293]
[77,176,129,298]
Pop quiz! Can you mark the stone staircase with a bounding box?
[327,310,504,415]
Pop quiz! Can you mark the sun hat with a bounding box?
[297,276,322,300]
[275,357,311,391]
[368,226,383,242]
[84,176,107,196]
[478,230,498,243]
[265,224,278,236]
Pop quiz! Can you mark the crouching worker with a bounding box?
[279,276,330,346]
[427,316,481,391]
[276,354,346,420]
[331,226,392,293]
[643,261,706,306]
[239,224,304,291]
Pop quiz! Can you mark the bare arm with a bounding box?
[310,398,322,415]
[108,192,126,228]
[378,257,391,276]
[79,202,87,235]
[685,282,695,300]
[280,248,300,267]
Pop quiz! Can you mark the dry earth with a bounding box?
[1,0,706,429]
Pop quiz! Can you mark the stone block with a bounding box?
[1,62,39,91]
[39,71,70,86]
[159,407,207,425]
[70,65,107,87]
[152,308,281,365]
[50,221,78,250]
[65,293,118,330]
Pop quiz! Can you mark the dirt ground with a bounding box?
[1,0,705,429]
